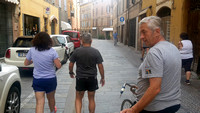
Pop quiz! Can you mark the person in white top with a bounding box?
[178,33,193,85]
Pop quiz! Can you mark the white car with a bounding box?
[50,34,74,57]
[0,63,21,113]
[5,36,67,71]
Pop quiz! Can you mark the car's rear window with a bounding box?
[51,37,62,46]
[63,32,78,38]
[12,38,33,47]
[13,37,62,47]
[52,36,66,44]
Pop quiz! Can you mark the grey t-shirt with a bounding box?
[70,46,103,78]
[137,41,181,111]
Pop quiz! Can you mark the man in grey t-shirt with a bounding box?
[121,16,181,113]
[69,33,105,113]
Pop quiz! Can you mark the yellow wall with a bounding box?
[20,0,59,36]
[142,0,156,16]
[170,0,188,46]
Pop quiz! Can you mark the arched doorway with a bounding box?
[157,7,171,41]
[50,15,57,35]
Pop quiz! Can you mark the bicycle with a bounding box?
[120,83,138,111]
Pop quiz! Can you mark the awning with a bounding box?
[138,6,152,16]
[5,0,19,4]
[138,8,148,15]
[61,21,72,30]
[49,15,58,23]
[102,28,113,31]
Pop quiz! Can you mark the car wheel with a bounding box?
[4,86,20,113]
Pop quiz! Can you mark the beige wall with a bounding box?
[73,0,80,31]
[80,2,93,32]
[13,5,20,41]
[20,0,59,35]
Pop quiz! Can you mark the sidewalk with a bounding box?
[79,40,200,113]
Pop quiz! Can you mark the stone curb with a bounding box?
[64,79,76,113]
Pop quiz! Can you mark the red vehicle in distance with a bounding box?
[62,30,81,48]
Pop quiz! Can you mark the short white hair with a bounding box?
[82,33,92,44]
[139,16,164,36]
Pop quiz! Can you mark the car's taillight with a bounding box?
[5,49,11,58]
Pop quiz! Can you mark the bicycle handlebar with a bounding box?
[120,83,138,96]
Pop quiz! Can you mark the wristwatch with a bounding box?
[69,72,74,75]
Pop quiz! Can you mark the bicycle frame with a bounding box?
[120,83,138,111]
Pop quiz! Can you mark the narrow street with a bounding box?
[83,39,200,113]
[20,39,200,113]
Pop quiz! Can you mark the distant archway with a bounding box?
[157,7,171,17]
[157,7,171,41]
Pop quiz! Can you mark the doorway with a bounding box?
[188,2,200,73]
[157,7,171,41]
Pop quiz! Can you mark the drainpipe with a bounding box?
[117,0,119,34]
[127,1,129,45]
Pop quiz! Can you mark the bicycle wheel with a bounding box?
[121,99,133,111]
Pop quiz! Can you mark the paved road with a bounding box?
[19,39,200,113]
[82,39,200,113]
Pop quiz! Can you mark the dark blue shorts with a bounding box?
[76,77,99,91]
[182,58,193,72]
[32,77,57,93]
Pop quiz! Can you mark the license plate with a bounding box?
[18,52,27,57]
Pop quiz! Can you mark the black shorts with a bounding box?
[140,104,180,113]
[76,77,99,91]
[143,47,149,49]
[182,58,193,72]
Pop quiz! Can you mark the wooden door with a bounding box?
[188,10,200,73]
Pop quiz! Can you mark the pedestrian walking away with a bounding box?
[113,32,118,46]
[121,16,181,113]
[69,33,105,113]
[178,32,193,85]
[24,32,61,113]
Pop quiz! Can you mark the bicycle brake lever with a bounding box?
[120,83,126,95]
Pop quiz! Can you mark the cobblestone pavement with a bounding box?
[18,39,200,113]
[82,39,200,113]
